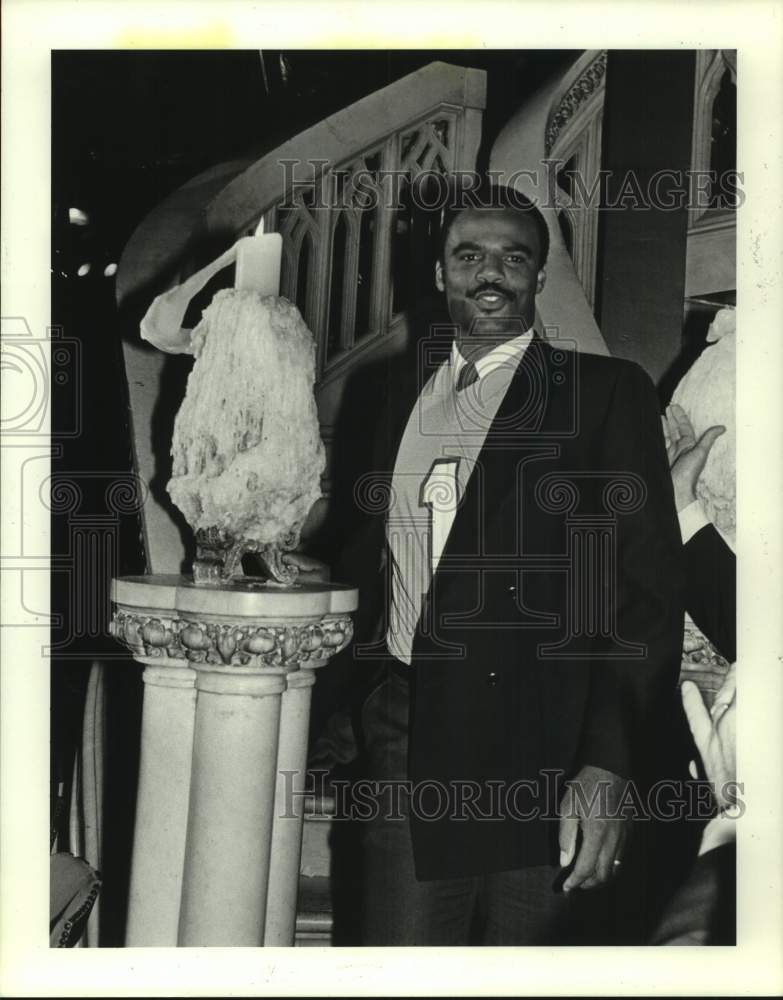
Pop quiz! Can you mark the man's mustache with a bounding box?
[469,284,513,300]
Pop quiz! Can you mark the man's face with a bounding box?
[435,207,546,360]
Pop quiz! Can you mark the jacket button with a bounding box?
[487,671,500,687]
[507,584,516,594]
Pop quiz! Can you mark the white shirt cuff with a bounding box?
[679,500,710,545]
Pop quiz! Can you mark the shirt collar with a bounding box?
[451,326,535,388]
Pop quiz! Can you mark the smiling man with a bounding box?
[357,180,685,945]
[435,202,545,355]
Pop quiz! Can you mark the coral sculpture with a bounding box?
[167,289,325,584]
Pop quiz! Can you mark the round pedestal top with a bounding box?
[111,574,358,617]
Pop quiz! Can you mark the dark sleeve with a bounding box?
[684,524,736,663]
[576,362,686,780]
[650,842,736,945]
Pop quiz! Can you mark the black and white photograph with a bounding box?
[1,2,781,995]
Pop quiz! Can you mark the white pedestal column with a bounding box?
[111,575,357,948]
[177,665,288,947]
[125,658,196,946]
[264,667,318,946]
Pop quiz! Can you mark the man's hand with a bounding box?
[682,664,737,810]
[558,765,629,891]
[280,551,331,583]
[661,403,725,513]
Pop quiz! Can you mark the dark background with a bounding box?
[51,48,731,945]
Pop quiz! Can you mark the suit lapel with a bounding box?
[418,336,567,616]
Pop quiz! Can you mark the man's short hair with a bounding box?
[437,179,550,270]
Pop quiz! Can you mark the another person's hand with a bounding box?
[558,765,629,891]
[661,403,725,513]
[281,551,331,583]
[682,663,737,810]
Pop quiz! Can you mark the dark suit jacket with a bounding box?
[684,523,736,663]
[650,841,736,945]
[346,334,685,880]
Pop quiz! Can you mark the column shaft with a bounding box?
[125,661,196,946]
[178,670,286,947]
[264,668,317,945]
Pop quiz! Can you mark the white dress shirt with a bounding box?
[385,329,533,665]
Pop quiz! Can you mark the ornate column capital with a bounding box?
[111,575,357,672]
[177,614,353,669]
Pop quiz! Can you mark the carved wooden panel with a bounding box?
[264,103,480,378]
[547,52,607,311]
[690,50,737,225]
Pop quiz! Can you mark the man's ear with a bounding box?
[435,260,445,293]
[536,268,546,294]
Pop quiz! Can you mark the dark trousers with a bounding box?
[360,667,615,946]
